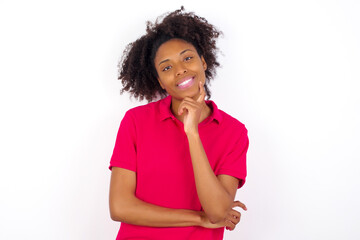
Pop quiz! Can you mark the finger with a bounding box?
[177,101,188,116]
[178,105,187,116]
[233,200,247,211]
[178,100,199,115]
[225,217,238,226]
[177,99,190,115]
[225,213,240,226]
[196,81,206,103]
[183,96,196,102]
[196,81,205,103]
[227,210,241,224]
[225,219,236,231]
[225,220,235,231]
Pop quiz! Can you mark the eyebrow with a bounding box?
[158,49,193,66]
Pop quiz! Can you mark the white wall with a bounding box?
[1,0,359,239]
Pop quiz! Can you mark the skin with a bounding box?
[154,38,211,124]
[155,38,247,227]
[109,38,247,231]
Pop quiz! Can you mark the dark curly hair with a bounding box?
[118,6,222,102]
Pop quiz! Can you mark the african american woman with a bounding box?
[108,7,249,240]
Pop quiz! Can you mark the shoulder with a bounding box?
[215,107,249,151]
[208,102,248,145]
[216,105,247,135]
[123,97,166,121]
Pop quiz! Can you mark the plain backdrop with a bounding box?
[1,0,359,239]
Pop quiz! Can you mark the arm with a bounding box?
[178,81,247,224]
[187,133,246,224]
[109,167,202,227]
[109,167,243,229]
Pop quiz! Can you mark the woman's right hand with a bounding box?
[200,201,247,231]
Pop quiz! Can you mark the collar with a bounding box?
[159,95,223,124]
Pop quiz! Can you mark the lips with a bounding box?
[176,76,195,89]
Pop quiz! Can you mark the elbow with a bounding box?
[110,214,118,222]
[208,216,224,224]
[109,200,128,222]
[109,192,137,222]
[206,210,228,224]
[110,210,121,222]
[206,202,233,224]
[110,206,123,222]
[209,196,235,223]
[209,217,222,224]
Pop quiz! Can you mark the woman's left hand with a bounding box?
[200,200,247,230]
[178,81,206,134]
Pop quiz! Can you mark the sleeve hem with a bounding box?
[109,163,136,172]
[216,169,246,189]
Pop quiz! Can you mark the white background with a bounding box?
[1,0,359,239]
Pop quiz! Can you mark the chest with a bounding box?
[136,120,227,176]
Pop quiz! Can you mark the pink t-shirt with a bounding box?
[109,95,249,240]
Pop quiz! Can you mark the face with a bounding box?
[154,38,207,101]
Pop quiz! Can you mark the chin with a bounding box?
[171,86,200,100]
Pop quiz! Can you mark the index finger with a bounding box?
[196,81,206,103]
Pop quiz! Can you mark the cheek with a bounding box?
[157,76,170,89]
[197,64,207,77]
[157,77,166,88]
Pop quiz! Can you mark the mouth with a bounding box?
[176,76,195,89]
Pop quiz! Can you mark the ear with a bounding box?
[201,56,207,71]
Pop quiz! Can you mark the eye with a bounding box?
[162,66,172,72]
[184,56,193,61]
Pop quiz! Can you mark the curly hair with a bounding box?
[118,6,222,102]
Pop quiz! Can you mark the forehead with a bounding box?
[154,38,197,63]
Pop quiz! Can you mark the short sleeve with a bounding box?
[216,126,249,189]
[109,111,137,172]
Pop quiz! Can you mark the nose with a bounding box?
[175,63,187,76]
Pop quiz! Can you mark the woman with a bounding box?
[109,7,249,240]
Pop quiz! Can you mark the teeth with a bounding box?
[178,78,192,86]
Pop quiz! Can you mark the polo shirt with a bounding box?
[109,95,249,240]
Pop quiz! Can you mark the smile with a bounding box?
[177,77,195,89]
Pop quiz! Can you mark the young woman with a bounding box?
[109,7,249,240]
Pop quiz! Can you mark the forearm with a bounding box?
[186,132,233,222]
[110,194,202,227]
